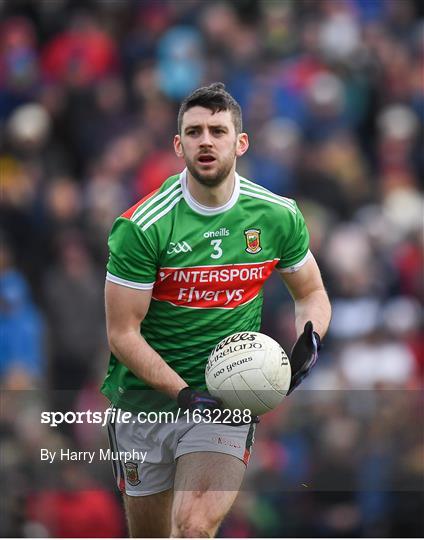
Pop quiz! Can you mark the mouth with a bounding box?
[197,155,216,164]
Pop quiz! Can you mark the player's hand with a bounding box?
[177,387,258,425]
[177,387,222,414]
[287,321,321,395]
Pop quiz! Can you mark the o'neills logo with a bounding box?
[203,228,230,238]
[152,260,278,309]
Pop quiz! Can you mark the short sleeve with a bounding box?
[276,202,311,273]
[106,217,158,289]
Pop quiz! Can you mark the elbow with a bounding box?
[107,334,118,357]
[107,325,140,357]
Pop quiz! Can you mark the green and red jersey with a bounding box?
[101,169,310,413]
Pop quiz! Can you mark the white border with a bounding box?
[106,272,154,290]
[180,168,240,215]
[276,250,312,273]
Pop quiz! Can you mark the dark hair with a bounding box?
[177,82,242,134]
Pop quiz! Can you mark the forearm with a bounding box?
[109,330,187,399]
[294,289,331,339]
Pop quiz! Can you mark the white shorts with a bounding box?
[107,409,256,496]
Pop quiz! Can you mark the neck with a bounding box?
[186,168,236,207]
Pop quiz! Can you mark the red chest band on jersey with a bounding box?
[152,260,279,309]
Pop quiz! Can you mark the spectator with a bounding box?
[0,241,45,389]
[42,232,106,393]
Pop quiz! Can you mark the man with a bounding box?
[102,82,331,537]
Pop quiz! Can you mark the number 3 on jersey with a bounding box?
[210,239,223,259]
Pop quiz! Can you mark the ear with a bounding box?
[174,134,184,158]
[236,133,249,157]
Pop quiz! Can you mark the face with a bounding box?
[174,106,248,187]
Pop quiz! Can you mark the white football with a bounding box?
[205,332,291,416]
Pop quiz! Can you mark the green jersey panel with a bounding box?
[101,171,310,413]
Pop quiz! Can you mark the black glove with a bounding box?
[177,387,258,425]
[287,321,321,395]
[177,387,222,414]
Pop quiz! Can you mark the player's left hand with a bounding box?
[177,387,259,425]
[287,321,321,395]
[177,387,222,414]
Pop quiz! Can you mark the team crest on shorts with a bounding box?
[124,461,141,486]
[244,229,262,254]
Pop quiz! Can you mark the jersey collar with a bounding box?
[180,168,240,216]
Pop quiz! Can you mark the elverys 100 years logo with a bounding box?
[244,229,262,254]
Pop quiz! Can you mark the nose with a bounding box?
[199,130,213,147]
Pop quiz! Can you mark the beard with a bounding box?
[184,150,236,188]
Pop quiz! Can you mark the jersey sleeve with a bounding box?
[276,202,311,273]
[106,217,158,289]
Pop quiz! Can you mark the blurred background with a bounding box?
[0,0,423,537]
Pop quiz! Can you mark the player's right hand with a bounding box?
[177,386,222,414]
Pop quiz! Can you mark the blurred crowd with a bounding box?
[0,0,423,537]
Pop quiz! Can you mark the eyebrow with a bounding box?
[184,124,229,132]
